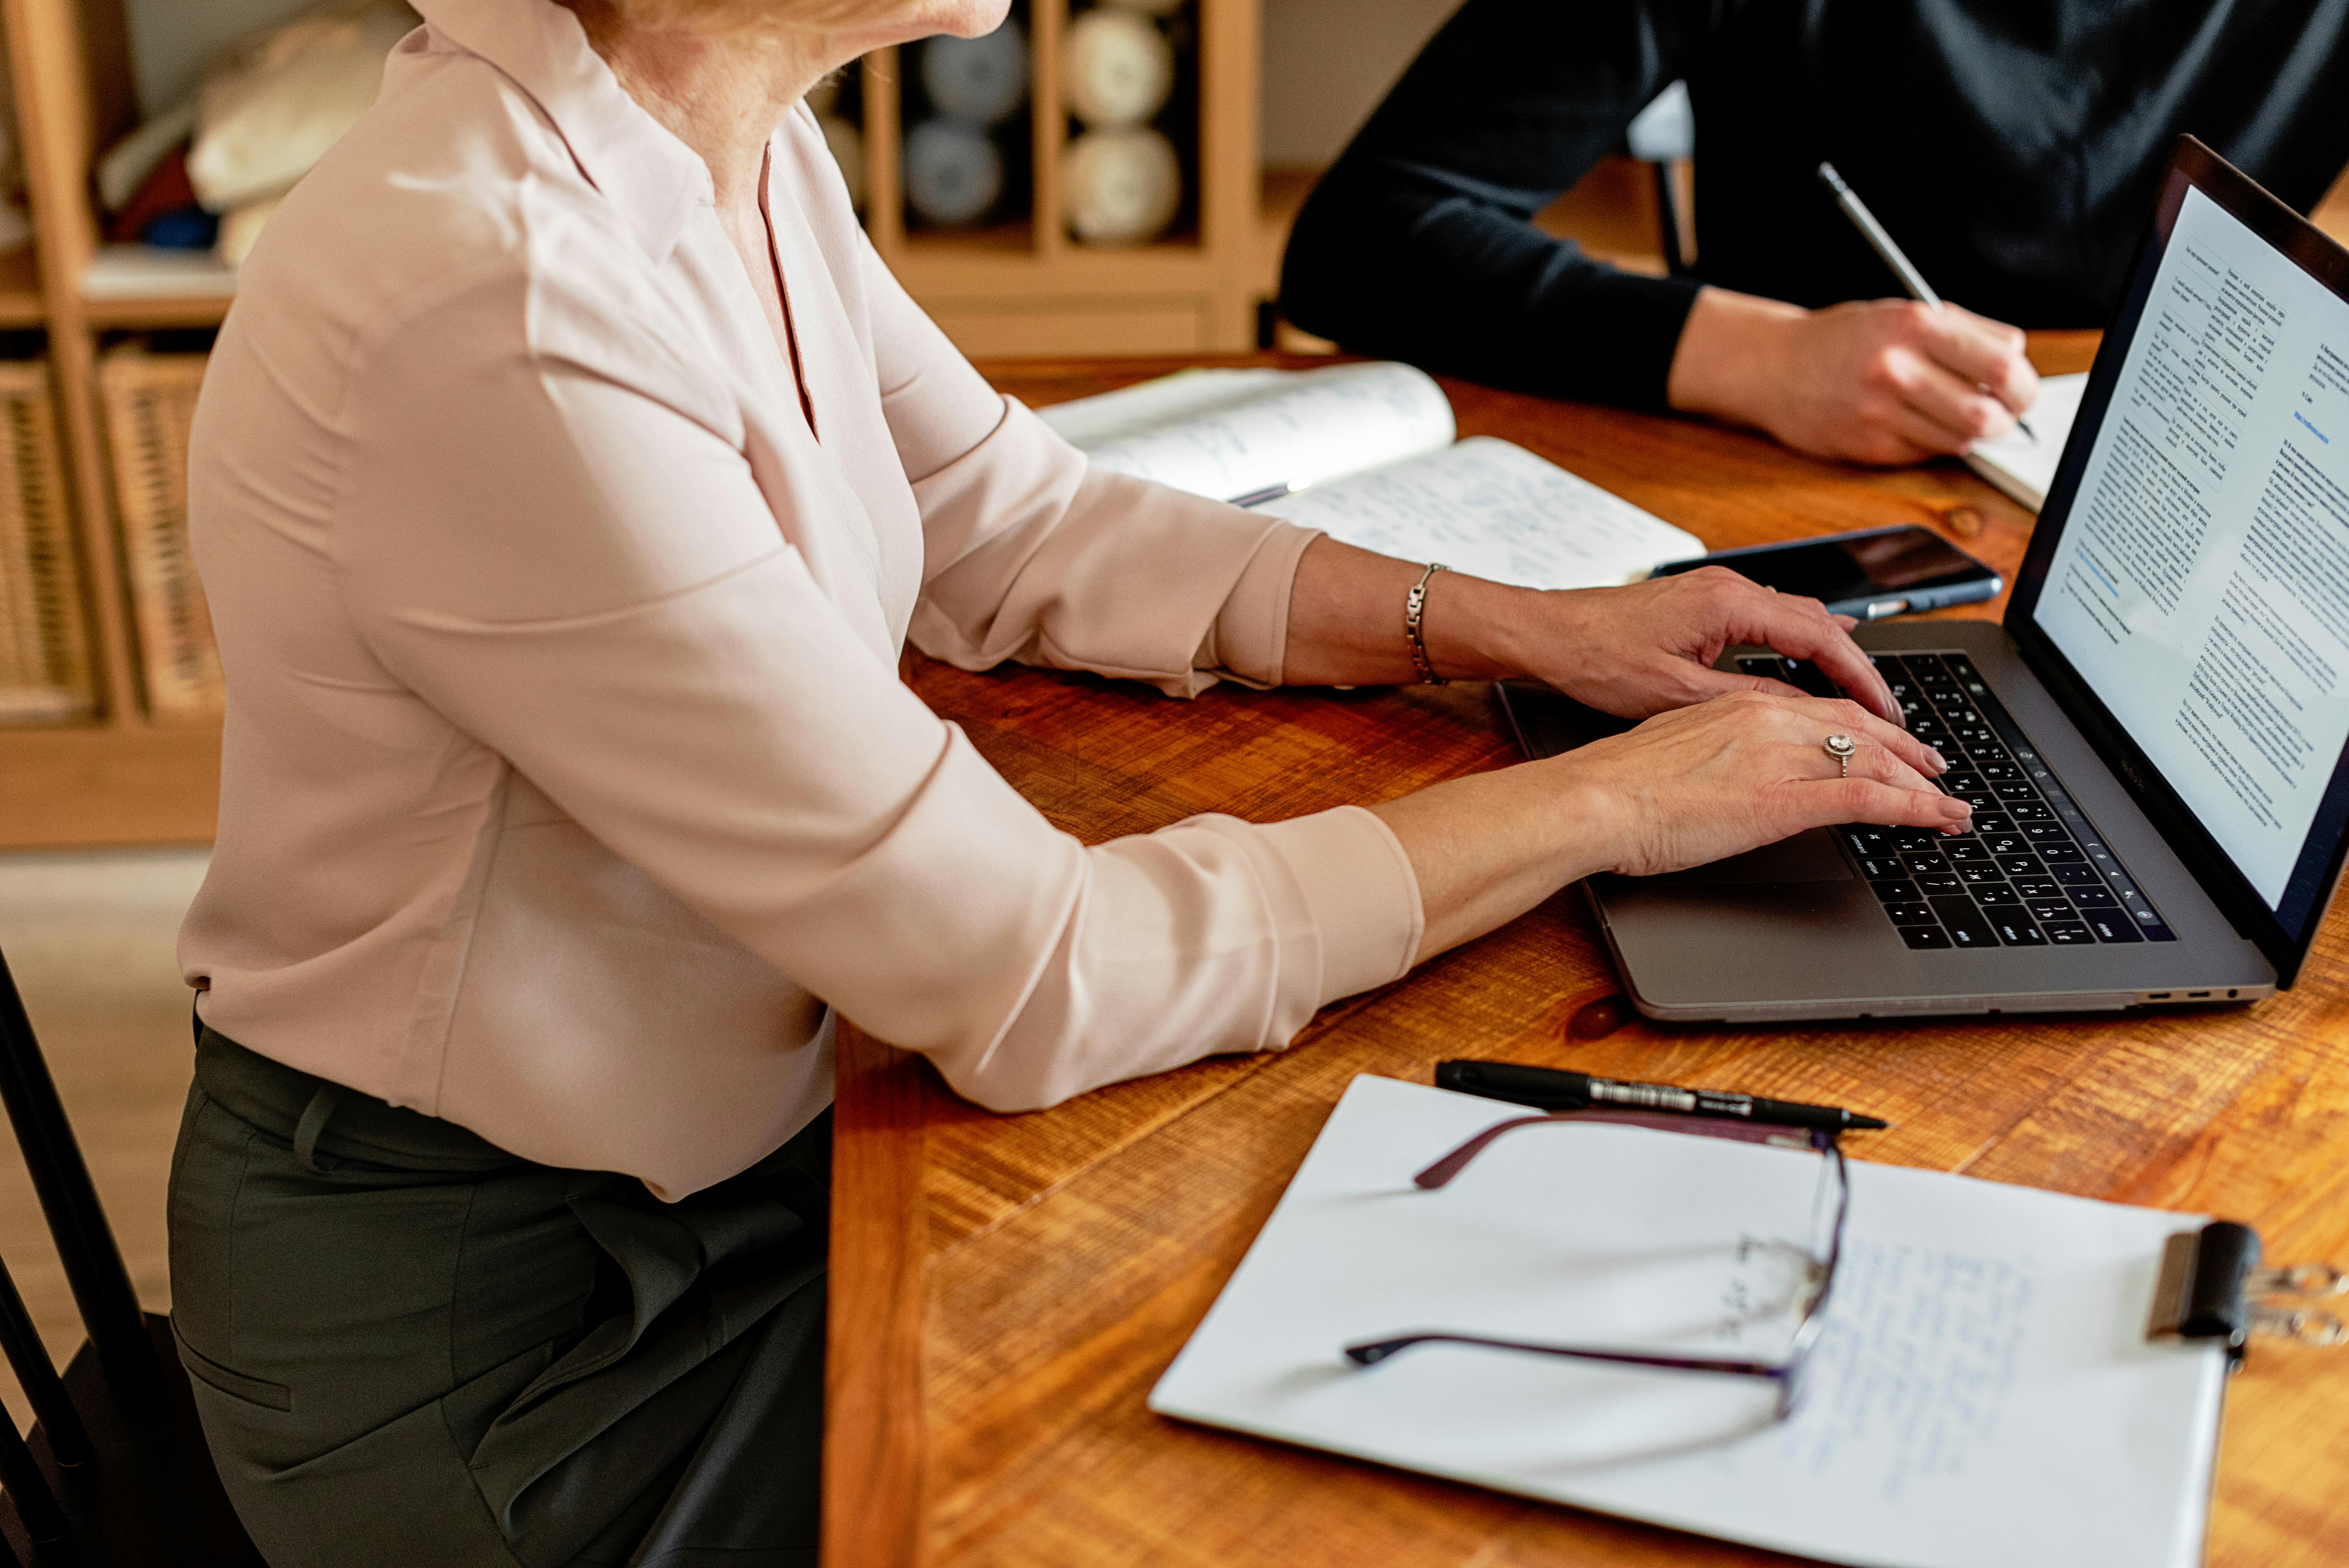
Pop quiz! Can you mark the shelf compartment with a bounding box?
[95,345,219,720]
[0,355,93,725]
[0,243,41,324]
[859,0,1257,355]
[1058,0,1202,252]
[896,4,1035,247]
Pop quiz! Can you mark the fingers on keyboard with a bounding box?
[1850,652,2174,950]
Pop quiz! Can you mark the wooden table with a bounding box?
[824,340,2349,1568]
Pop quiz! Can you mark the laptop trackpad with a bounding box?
[1649,829,1852,885]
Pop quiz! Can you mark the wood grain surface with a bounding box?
[823,338,2349,1568]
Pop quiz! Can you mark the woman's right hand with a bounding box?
[1556,689,1971,877]
[1371,690,1973,964]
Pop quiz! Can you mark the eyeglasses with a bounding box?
[1342,1109,1850,1429]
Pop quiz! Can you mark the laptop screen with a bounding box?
[2016,141,2349,969]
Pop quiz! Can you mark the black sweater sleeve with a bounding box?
[1279,0,1716,412]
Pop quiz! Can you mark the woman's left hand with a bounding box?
[1282,539,1903,727]
[1495,565,1903,725]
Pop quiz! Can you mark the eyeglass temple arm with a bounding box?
[1415,1110,1827,1189]
[1344,1331,1785,1379]
[1413,1115,1558,1188]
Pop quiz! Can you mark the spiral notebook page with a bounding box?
[1151,1075,2226,1568]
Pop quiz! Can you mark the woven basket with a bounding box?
[0,360,92,723]
[98,347,221,718]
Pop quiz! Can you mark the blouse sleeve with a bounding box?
[859,231,1319,693]
[328,265,1422,1113]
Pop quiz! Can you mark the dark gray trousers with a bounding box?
[168,1026,829,1568]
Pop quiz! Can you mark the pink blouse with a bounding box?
[179,0,1422,1198]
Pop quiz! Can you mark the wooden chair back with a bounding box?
[0,944,260,1566]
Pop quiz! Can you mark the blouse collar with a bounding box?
[409,0,713,262]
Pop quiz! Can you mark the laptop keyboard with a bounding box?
[1734,651,2177,951]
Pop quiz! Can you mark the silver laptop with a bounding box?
[1499,137,2349,1022]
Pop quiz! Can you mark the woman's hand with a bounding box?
[1371,689,1969,963]
[1666,287,2039,467]
[1554,689,1961,877]
[1491,565,1901,725]
[1286,541,1903,727]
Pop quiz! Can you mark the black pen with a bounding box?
[1435,1059,1889,1133]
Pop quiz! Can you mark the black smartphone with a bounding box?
[1650,525,2001,619]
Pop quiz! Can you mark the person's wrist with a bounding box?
[1526,750,1631,882]
[1666,287,1810,428]
[1416,569,1543,682]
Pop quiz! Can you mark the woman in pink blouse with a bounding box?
[166,0,1968,1562]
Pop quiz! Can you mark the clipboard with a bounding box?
[1152,1074,2347,1568]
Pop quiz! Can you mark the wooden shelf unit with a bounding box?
[0,0,227,850]
[863,0,1262,358]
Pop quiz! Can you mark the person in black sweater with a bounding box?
[1280,0,2349,466]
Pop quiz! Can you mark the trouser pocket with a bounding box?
[173,1320,294,1410]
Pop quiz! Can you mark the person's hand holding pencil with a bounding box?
[1661,163,2040,467]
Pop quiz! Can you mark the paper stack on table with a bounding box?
[1039,362,1705,591]
[1151,1074,2228,1568]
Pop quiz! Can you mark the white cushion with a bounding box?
[188,0,417,213]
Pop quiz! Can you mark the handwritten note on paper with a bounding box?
[1152,1075,2228,1568]
[1780,1243,2035,1503]
[1255,437,1704,590]
[1035,364,1700,586]
[1040,361,1458,503]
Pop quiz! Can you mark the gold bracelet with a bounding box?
[1405,562,1449,685]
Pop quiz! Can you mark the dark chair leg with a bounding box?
[1651,160,1688,275]
[0,1409,66,1553]
[0,948,155,1386]
[0,1261,87,1466]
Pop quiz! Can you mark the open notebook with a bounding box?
[1037,363,1704,590]
[1151,1075,2227,1568]
[1964,372,2089,511]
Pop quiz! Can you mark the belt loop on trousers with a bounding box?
[293,1082,348,1174]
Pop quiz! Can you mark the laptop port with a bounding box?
[2187,991,2210,998]
[2148,992,2172,999]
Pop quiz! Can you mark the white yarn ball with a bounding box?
[904,118,1003,227]
[1062,9,1174,130]
[819,115,864,214]
[921,22,1028,127]
[1063,127,1181,246]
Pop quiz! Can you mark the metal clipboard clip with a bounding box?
[2148,1221,2349,1368]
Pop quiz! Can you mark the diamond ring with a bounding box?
[1822,733,1857,778]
